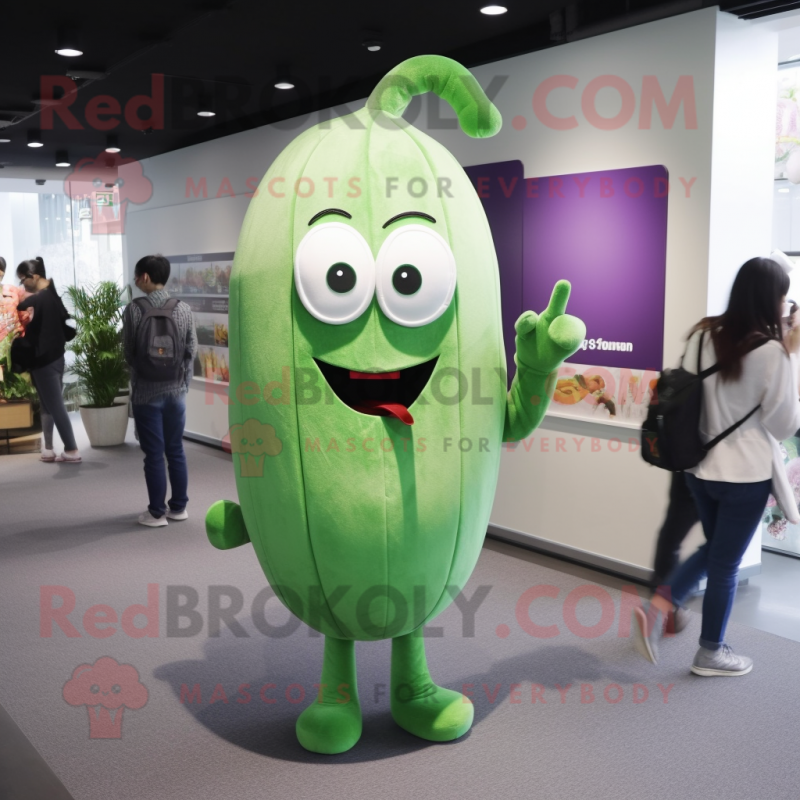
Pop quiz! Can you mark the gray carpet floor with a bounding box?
[1,414,799,800]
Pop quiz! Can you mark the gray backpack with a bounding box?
[132,297,183,382]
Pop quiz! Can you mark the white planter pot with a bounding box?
[79,403,130,447]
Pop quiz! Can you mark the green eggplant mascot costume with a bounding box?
[206,55,586,753]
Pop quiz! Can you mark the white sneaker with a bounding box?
[138,511,168,528]
[166,508,188,521]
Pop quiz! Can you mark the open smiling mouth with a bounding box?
[313,357,438,426]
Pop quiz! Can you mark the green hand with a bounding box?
[503,280,585,442]
[206,500,251,550]
[514,280,586,376]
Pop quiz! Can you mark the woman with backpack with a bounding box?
[15,257,81,463]
[633,257,800,676]
[123,255,197,528]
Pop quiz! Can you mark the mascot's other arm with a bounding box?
[503,280,586,443]
[206,500,251,550]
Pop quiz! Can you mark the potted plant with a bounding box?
[65,281,130,447]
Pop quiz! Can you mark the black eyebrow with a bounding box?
[382,211,436,229]
[308,208,352,226]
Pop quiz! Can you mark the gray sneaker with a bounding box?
[632,607,662,665]
[691,644,753,677]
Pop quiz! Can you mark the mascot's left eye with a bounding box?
[376,225,456,327]
[295,222,375,325]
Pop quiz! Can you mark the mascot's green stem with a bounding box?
[366,55,501,138]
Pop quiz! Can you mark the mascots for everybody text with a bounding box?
[206,56,586,753]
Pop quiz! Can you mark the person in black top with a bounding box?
[16,257,81,463]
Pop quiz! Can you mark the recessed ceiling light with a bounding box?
[105,134,121,153]
[27,130,43,148]
[55,28,83,58]
[480,5,507,15]
[27,142,44,148]
[275,81,295,90]
[197,110,216,117]
[55,150,70,167]
[0,138,9,143]
[363,39,382,51]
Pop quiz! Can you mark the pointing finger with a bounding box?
[541,280,571,325]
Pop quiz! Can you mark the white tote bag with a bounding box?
[770,434,800,525]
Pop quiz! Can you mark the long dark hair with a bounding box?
[16,256,57,292]
[692,257,789,381]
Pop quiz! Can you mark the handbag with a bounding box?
[769,436,800,524]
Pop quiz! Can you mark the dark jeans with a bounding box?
[652,472,700,588]
[657,473,771,650]
[132,394,188,519]
[30,356,78,452]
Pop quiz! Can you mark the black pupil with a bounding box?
[392,265,422,295]
[327,263,356,293]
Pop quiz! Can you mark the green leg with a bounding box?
[296,636,362,754]
[390,628,473,742]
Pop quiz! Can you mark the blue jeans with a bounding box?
[657,473,771,650]
[132,394,188,519]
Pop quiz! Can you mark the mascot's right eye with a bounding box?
[295,223,375,325]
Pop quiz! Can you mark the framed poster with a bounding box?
[466,161,668,427]
[165,252,233,385]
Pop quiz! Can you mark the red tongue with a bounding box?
[349,370,401,380]
[353,400,414,425]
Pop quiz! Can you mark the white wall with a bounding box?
[122,8,777,575]
[707,14,778,314]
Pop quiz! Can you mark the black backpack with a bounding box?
[132,297,183,382]
[641,331,768,471]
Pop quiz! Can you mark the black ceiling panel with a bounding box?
[0,0,787,171]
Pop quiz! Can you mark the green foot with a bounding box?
[391,629,473,742]
[296,699,363,754]
[391,684,473,742]
[297,636,362,754]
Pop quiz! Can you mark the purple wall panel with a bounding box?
[522,165,668,371]
[464,160,524,383]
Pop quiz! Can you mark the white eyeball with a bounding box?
[294,222,375,324]
[375,225,456,327]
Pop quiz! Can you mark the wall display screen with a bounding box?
[466,161,668,427]
[165,252,233,385]
[776,65,800,181]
